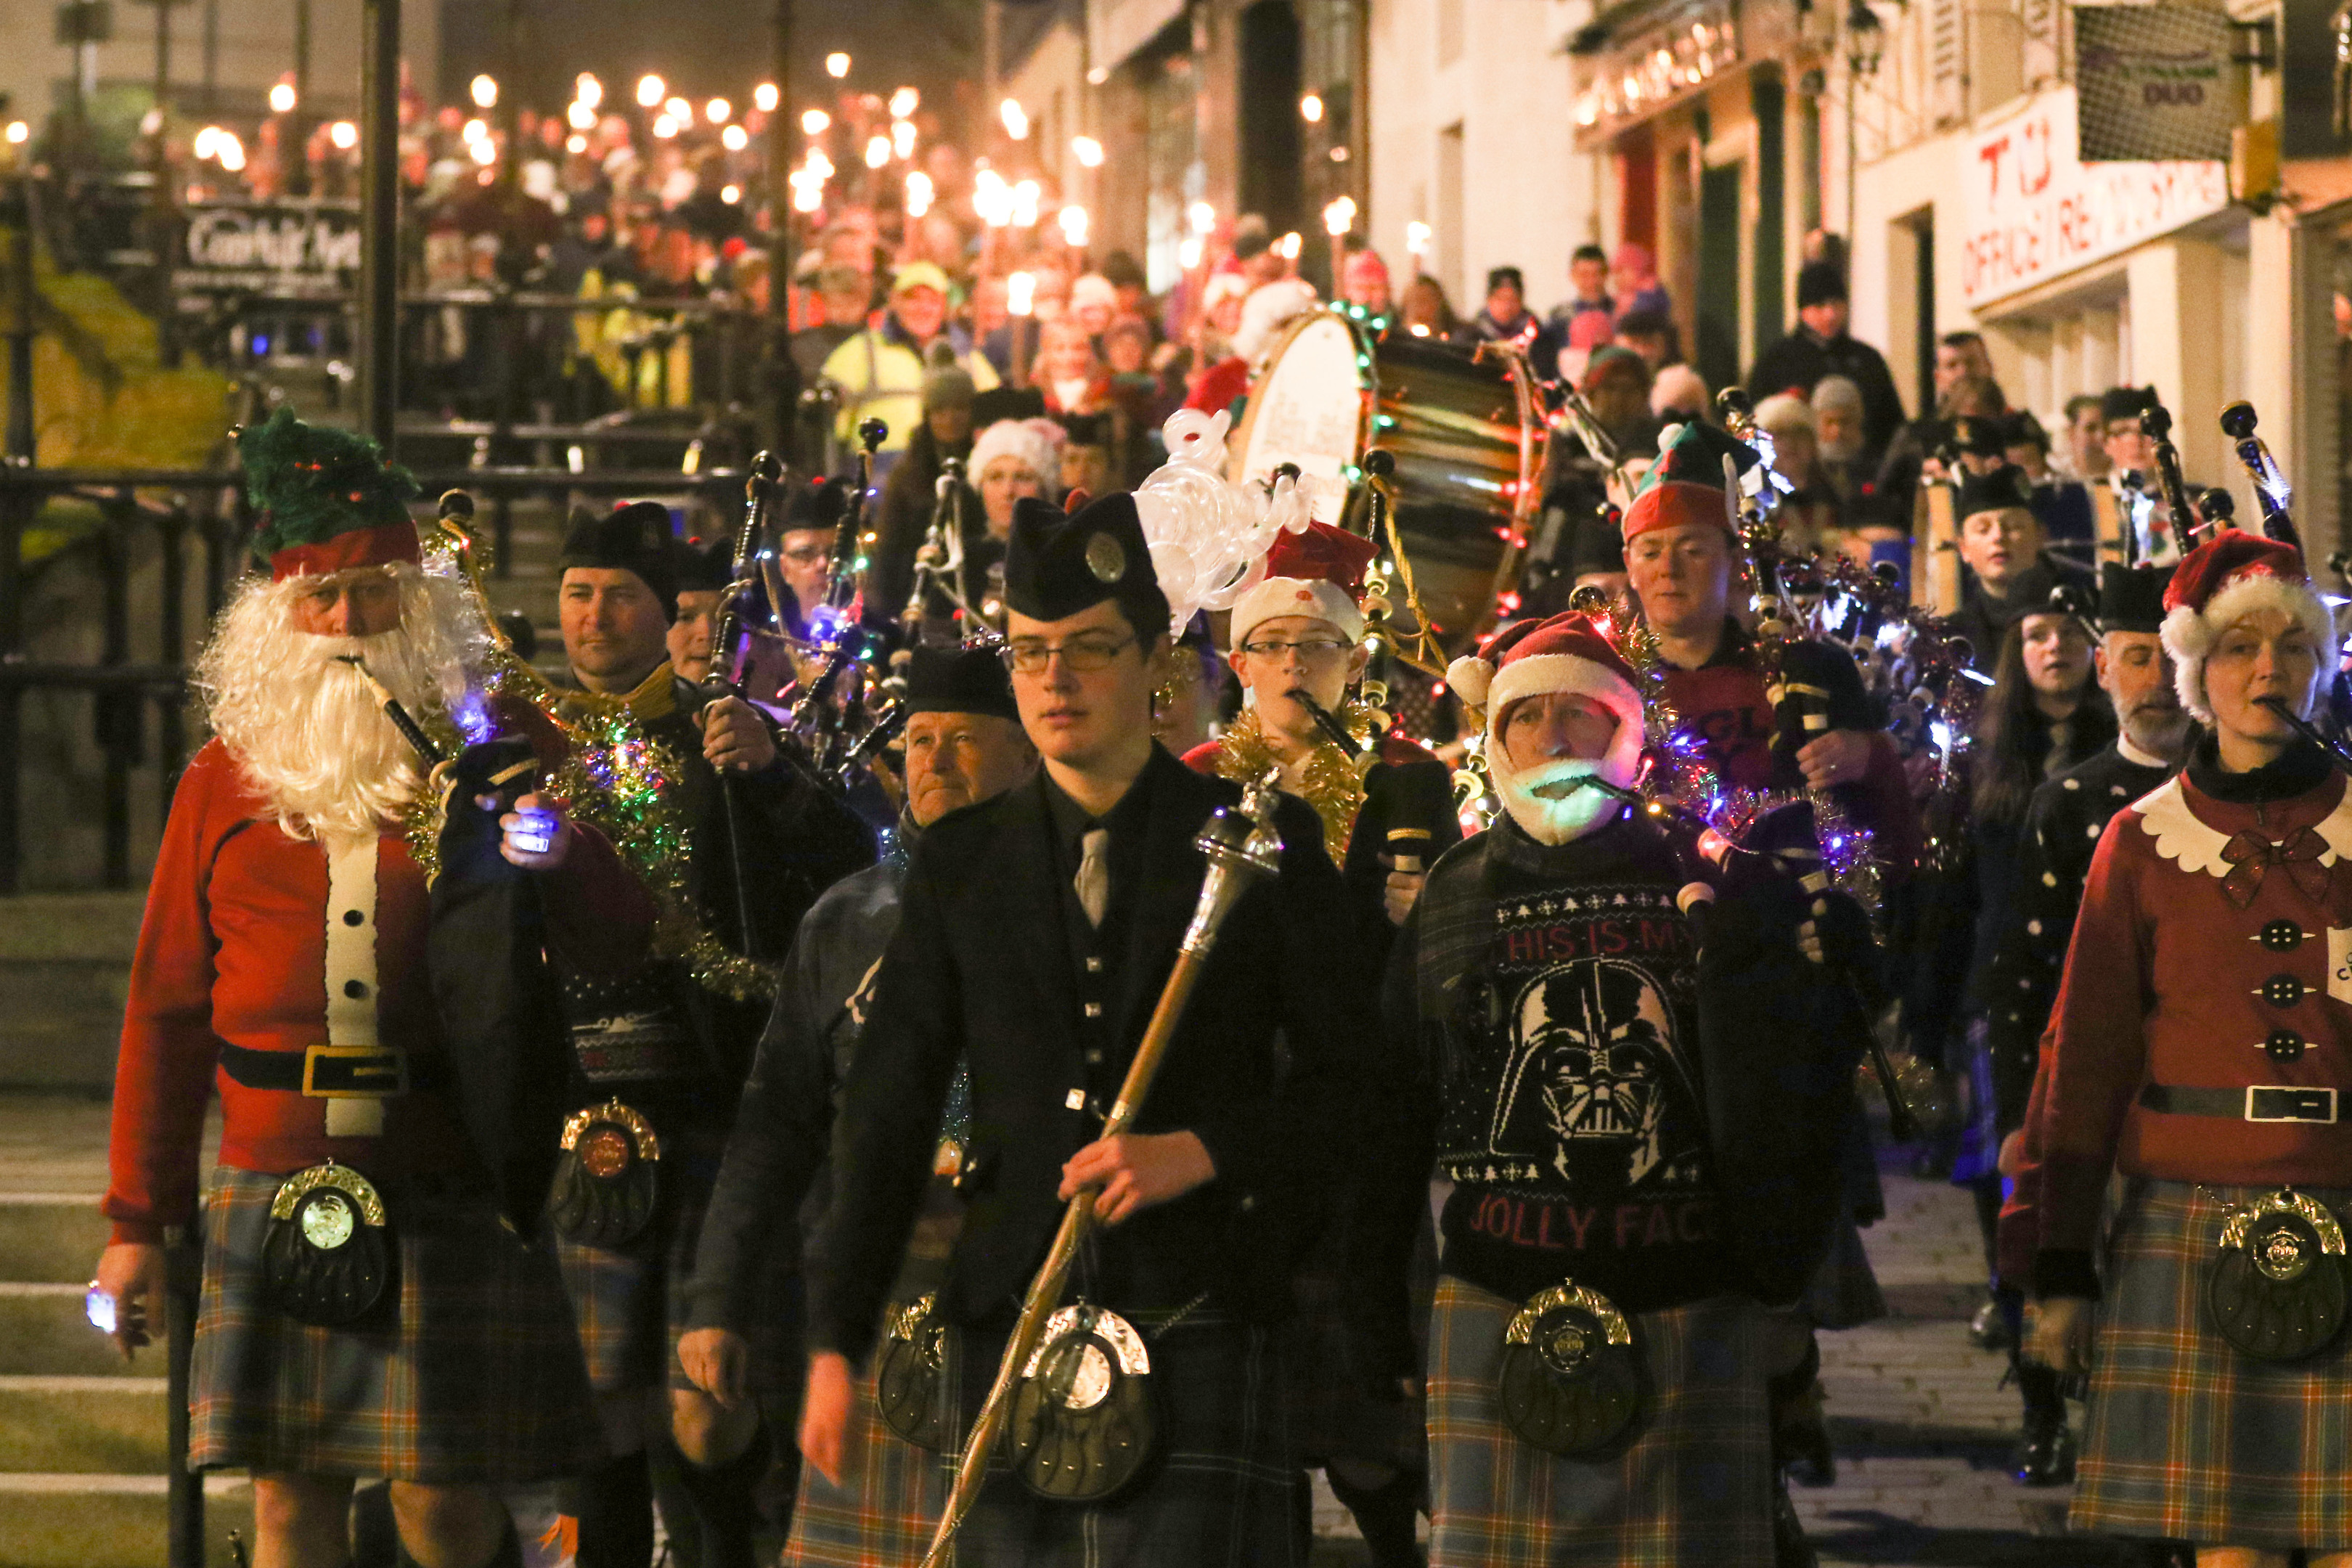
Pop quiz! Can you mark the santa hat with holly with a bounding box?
[1447,611,1646,841]
[1227,521,1381,648]
[237,407,422,581]
[2160,528,2337,724]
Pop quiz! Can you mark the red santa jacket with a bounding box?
[103,740,653,1242]
[2006,759,2352,1291]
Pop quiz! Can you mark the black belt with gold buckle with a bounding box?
[219,1042,450,1096]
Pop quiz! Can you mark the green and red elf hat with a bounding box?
[1620,418,1759,541]
[236,408,422,581]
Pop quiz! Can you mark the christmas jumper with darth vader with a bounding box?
[1391,807,1726,1312]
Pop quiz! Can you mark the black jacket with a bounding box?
[1747,327,1906,461]
[809,746,1371,1364]
[1978,741,2176,1126]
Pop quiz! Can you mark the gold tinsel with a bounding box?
[1208,699,1379,857]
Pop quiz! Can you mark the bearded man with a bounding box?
[94,410,654,1568]
[1353,610,1873,1568]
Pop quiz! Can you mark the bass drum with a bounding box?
[1229,311,1539,641]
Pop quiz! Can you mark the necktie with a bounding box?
[1075,828,1111,929]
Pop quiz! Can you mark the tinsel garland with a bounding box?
[1209,700,1378,857]
[1587,588,1885,915]
[401,548,775,1003]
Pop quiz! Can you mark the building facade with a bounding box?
[1842,0,2350,560]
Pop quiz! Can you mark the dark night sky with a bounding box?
[436,0,982,124]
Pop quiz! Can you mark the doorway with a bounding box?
[1697,160,1744,392]
[1238,2,1304,237]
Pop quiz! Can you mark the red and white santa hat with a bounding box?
[1447,611,1646,786]
[2160,528,2337,724]
[1228,522,1379,648]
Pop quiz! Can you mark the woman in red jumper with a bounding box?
[2020,529,2352,1564]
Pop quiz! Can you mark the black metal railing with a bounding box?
[175,289,788,464]
[0,461,754,894]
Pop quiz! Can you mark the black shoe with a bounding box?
[1771,1476,1819,1568]
[1969,1298,2012,1351]
[2014,1413,2076,1487]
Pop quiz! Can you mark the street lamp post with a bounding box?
[356,0,399,449]
[1843,1,1885,265]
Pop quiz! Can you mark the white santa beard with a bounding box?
[198,568,483,841]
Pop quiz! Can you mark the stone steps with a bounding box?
[0,1169,247,1566]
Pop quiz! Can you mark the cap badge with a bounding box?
[1084,533,1127,584]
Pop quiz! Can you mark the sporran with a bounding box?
[259,1161,396,1327]
[875,1293,956,1451]
[2204,1187,2352,1362]
[1495,1281,1646,1458]
[1007,1303,1159,1503]
[546,1100,662,1249]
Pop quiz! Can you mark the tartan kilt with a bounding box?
[781,1334,955,1567]
[1284,1213,1433,1474]
[549,1117,724,1395]
[1425,1274,1774,1568]
[811,1309,1298,1568]
[2074,1177,2352,1549]
[189,1167,604,1483]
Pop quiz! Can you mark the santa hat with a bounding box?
[1231,279,1320,367]
[1228,523,1378,648]
[237,407,422,581]
[1447,611,1646,793]
[2159,528,2336,724]
[969,417,1064,485]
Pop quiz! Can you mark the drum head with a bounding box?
[1230,312,1368,526]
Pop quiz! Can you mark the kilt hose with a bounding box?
[2075,1177,2352,1550]
[1425,1275,1774,1568]
[793,1307,1297,1568]
[550,1119,726,1396]
[189,1167,605,1482]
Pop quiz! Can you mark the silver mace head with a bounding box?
[1181,772,1286,960]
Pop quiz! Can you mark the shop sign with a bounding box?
[1960,86,2228,307]
[2075,5,2234,161]
[175,200,363,296]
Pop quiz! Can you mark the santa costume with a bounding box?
[103,409,650,1488]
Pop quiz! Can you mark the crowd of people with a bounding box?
[64,61,2352,1568]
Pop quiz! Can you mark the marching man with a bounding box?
[94,411,654,1568]
[1355,609,1871,1568]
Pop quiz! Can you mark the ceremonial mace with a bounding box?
[918,777,1287,1568]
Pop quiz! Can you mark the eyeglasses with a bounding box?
[1238,637,1352,661]
[1000,634,1135,674]
[780,546,828,566]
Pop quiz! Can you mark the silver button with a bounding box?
[1085,957,1102,973]
[1084,1002,1103,1018]
[1066,1089,1087,1111]
[1085,1049,1103,1065]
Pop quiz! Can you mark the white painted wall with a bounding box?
[1365,0,1596,318]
